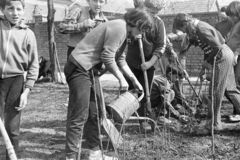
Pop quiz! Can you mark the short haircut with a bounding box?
[220,6,228,12]
[226,1,240,18]
[124,7,154,32]
[172,13,192,33]
[166,64,183,78]
[0,0,25,9]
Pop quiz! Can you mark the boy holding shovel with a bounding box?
[126,0,167,131]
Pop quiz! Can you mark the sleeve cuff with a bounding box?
[77,22,85,31]
[25,79,36,90]
[153,52,162,59]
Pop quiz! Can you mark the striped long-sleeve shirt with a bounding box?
[57,7,85,34]
[57,7,107,34]
[57,6,108,47]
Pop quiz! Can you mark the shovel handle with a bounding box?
[136,34,152,114]
[0,119,17,160]
[136,35,150,101]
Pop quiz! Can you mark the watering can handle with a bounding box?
[117,89,144,101]
[138,90,144,101]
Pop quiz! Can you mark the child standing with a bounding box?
[126,0,167,131]
[57,0,108,58]
[0,0,39,159]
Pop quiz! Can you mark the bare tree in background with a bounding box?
[47,0,65,84]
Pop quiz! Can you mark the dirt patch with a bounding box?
[0,81,240,160]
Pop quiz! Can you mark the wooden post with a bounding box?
[47,0,57,82]
[215,0,220,11]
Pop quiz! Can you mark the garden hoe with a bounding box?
[0,118,17,160]
[136,34,157,129]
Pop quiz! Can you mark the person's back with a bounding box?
[215,18,234,39]
[71,19,127,72]
[0,0,38,159]
[226,21,240,55]
[215,6,234,39]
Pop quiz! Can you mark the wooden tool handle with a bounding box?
[0,119,17,160]
[136,35,152,114]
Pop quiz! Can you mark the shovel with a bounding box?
[94,75,123,148]
[136,34,157,123]
[0,118,17,160]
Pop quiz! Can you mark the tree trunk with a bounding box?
[47,0,57,82]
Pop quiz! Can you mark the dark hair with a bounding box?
[172,13,192,33]
[220,6,228,12]
[166,64,183,77]
[133,0,144,8]
[226,1,240,18]
[0,0,25,9]
[124,7,153,32]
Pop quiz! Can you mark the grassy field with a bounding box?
[0,80,240,160]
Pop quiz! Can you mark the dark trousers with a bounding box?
[0,76,23,160]
[64,60,101,159]
[125,65,155,117]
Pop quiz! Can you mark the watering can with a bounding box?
[107,90,144,124]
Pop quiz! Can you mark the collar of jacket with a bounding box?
[0,15,28,29]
